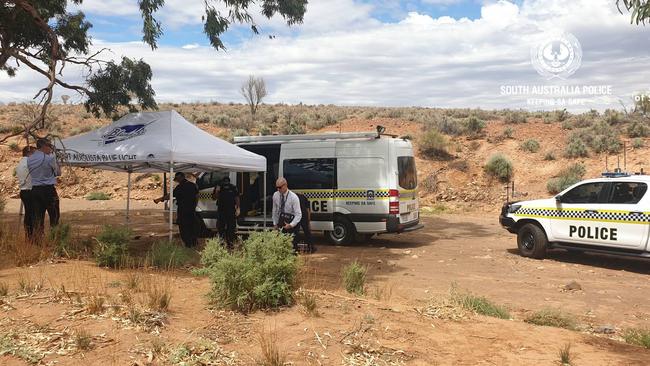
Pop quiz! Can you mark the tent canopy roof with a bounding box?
[55,110,266,173]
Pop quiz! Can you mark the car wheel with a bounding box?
[327,217,356,245]
[517,223,548,259]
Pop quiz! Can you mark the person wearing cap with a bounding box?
[212,176,239,247]
[27,138,61,238]
[16,146,36,238]
[272,177,302,252]
[154,172,199,247]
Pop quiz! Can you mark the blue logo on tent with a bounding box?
[101,123,148,145]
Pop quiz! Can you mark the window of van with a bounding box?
[607,182,647,204]
[283,158,336,189]
[397,156,417,190]
[562,182,607,203]
[197,172,229,190]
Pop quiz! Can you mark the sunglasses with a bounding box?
[276,184,286,189]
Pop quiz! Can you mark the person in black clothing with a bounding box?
[212,176,239,247]
[154,172,199,247]
[295,192,315,253]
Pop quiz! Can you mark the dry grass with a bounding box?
[258,327,286,366]
[74,329,92,351]
[525,308,578,330]
[143,278,172,312]
[296,289,319,317]
[124,272,141,291]
[0,282,8,297]
[86,294,106,315]
[17,273,44,294]
[558,343,574,365]
[371,282,394,302]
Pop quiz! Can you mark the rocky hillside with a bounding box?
[1,103,648,212]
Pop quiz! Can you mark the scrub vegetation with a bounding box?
[484,153,513,182]
[547,163,586,194]
[342,261,367,295]
[524,308,578,330]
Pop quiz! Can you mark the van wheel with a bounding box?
[327,217,356,245]
[517,223,548,259]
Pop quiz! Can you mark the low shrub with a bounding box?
[632,137,644,149]
[520,139,540,153]
[94,225,132,268]
[525,308,578,330]
[464,116,485,136]
[147,241,195,269]
[0,196,5,213]
[565,137,588,158]
[452,291,510,319]
[543,151,556,161]
[49,223,72,257]
[627,120,650,138]
[342,261,367,295]
[198,231,299,312]
[623,328,650,349]
[435,116,463,136]
[555,109,569,122]
[418,129,449,159]
[558,343,574,365]
[502,127,514,139]
[484,153,513,182]
[547,163,586,194]
[504,110,528,124]
[86,192,111,200]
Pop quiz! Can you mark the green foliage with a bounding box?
[604,109,624,124]
[464,116,486,136]
[199,231,300,312]
[520,139,540,153]
[558,343,574,365]
[419,129,449,159]
[94,225,132,268]
[434,116,464,136]
[633,137,644,149]
[547,163,586,194]
[147,241,195,269]
[452,291,510,319]
[543,151,556,161]
[627,120,650,137]
[504,110,528,124]
[555,109,569,122]
[565,137,589,158]
[575,120,621,153]
[502,127,514,139]
[342,261,367,295]
[623,328,650,349]
[525,308,578,330]
[484,154,513,182]
[49,223,72,257]
[86,191,111,200]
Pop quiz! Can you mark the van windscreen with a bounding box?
[398,156,417,190]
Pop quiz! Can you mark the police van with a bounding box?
[500,173,650,259]
[195,129,423,244]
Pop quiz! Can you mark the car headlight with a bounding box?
[507,204,522,213]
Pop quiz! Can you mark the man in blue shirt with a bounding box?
[27,138,61,239]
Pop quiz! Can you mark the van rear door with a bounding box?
[396,155,419,224]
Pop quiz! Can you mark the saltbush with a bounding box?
[418,129,449,159]
[565,137,588,158]
[198,231,300,312]
[632,137,644,149]
[484,154,513,182]
[435,116,463,136]
[547,163,586,194]
[49,223,72,257]
[464,116,485,136]
[86,191,111,200]
[627,120,650,138]
[342,261,367,295]
[94,225,132,268]
[147,241,195,269]
[520,139,540,153]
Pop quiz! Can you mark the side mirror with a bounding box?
[555,194,563,203]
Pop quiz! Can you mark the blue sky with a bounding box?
[2,0,649,111]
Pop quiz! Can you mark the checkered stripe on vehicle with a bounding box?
[299,191,334,199]
[198,192,213,200]
[334,190,389,198]
[514,207,650,223]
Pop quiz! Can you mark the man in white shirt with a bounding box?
[16,146,36,238]
[28,138,61,238]
[272,177,302,252]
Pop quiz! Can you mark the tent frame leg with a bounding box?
[126,172,132,224]
[263,172,267,230]
[169,164,174,242]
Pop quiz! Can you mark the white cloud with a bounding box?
[181,43,200,50]
[3,0,650,111]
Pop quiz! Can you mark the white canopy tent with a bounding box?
[55,110,267,240]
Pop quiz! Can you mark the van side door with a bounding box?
[280,142,336,232]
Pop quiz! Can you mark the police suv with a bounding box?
[500,173,650,259]
[195,129,423,244]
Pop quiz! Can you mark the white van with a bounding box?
[195,130,423,244]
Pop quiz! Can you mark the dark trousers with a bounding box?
[31,185,59,238]
[217,213,236,246]
[177,210,198,248]
[295,219,314,252]
[281,226,299,251]
[20,189,35,238]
